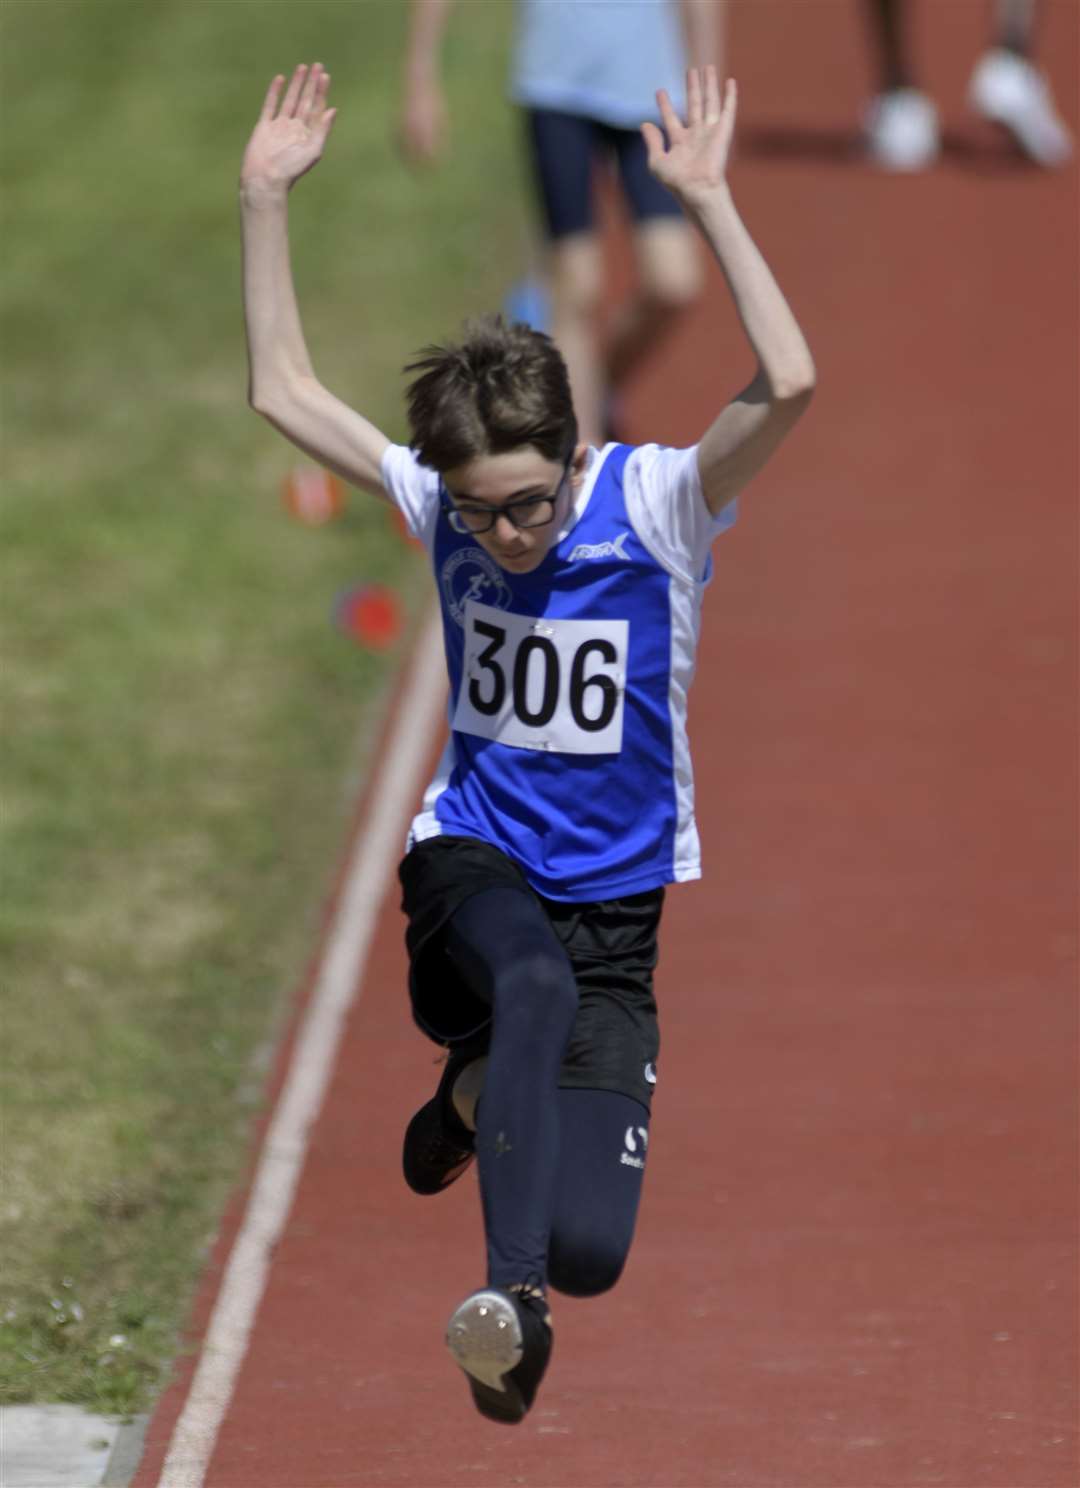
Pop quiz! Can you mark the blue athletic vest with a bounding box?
[413,444,707,901]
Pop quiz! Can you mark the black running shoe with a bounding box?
[402,1044,482,1195]
[446,1287,553,1425]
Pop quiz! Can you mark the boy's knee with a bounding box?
[547,1230,629,1298]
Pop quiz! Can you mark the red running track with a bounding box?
[134,4,1077,1484]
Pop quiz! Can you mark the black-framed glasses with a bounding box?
[444,456,573,536]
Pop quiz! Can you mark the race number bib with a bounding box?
[453,599,628,755]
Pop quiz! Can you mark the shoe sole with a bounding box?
[446,1290,527,1424]
[978,109,1071,168]
[402,1099,475,1195]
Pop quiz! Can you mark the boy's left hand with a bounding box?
[642,66,736,209]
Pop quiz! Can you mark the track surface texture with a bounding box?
[135,5,1077,1485]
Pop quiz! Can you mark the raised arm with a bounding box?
[398,0,456,164]
[240,63,390,497]
[642,68,816,517]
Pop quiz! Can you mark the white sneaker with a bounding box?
[968,48,1074,167]
[864,89,941,171]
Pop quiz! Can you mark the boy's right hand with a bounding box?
[241,63,337,190]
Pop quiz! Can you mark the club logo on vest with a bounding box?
[440,547,513,627]
[568,532,631,562]
[621,1125,649,1170]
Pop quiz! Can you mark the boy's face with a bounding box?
[442,444,588,574]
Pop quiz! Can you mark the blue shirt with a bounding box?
[510,0,687,128]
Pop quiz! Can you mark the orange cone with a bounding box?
[334,584,402,651]
[283,467,344,525]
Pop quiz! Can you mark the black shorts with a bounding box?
[398,835,663,1109]
[525,108,684,240]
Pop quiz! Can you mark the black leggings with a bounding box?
[444,887,650,1296]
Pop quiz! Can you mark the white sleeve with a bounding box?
[623,443,737,584]
[380,443,442,549]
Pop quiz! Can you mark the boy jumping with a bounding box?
[240,61,814,1425]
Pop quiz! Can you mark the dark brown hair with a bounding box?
[404,313,577,472]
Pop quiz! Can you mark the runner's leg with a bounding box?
[525,109,606,445]
[548,1088,650,1296]
[443,887,579,1290]
[603,127,702,405]
[547,235,606,447]
[864,0,916,92]
[994,0,1036,56]
[604,219,702,397]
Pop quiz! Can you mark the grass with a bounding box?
[0,0,526,1414]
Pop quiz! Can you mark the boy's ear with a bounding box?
[571,442,589,479]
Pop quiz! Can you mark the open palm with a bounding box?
[241,63,337,189]
[642,66,736,206]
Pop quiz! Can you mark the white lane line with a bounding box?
[156,608,445,1488]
